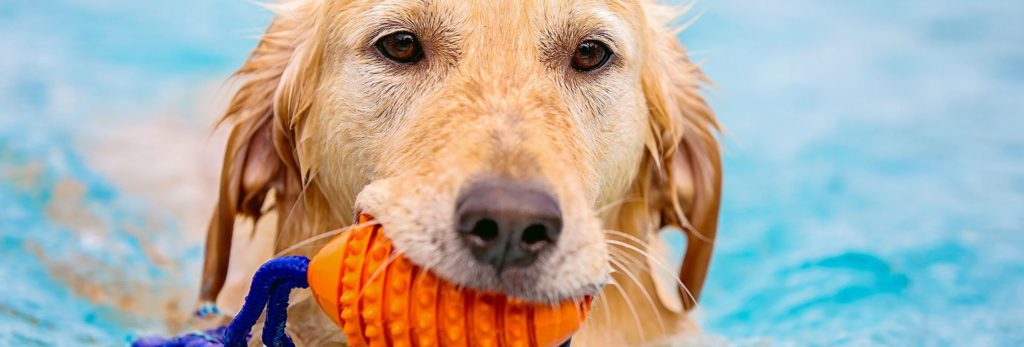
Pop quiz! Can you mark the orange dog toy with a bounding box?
[307,215,592,347]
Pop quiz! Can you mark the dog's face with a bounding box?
[302,0,652,302]
[206,0,721,342]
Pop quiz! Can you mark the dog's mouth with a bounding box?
[353,176,610,304]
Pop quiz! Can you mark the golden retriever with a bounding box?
[196,0,721,345]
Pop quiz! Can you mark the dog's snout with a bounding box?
[456,179,562,272]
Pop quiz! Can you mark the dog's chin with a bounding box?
[354,177,610,304]
[487,266,608,304]
[410,241,609,304]
[420,251,609,304]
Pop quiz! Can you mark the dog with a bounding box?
[197,0,721,345]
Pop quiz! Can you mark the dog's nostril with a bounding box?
[471,218,500,242]
[521,224,551,248]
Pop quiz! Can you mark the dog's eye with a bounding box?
[571,40,612,72]
[376,31,423,64]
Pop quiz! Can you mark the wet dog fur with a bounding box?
[198,0,721,345]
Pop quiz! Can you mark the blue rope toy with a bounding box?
[133,256,574,347]
[133,256,310,347]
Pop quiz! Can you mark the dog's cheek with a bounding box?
[597,84,649,204]
[310,53,428,173]
[295,81,383,211]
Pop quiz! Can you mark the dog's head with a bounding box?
[205,0,720,325]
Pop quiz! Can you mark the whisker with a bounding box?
[606,278,647,343]
[604,229,700,306]
[603,229,672,261]
[607,245,702,312]
[414,255,444,283]
[593,196,643,216]
[596,291,613,336]
[604,231,663,269]
[356,251,402,301]
[272,220,380,257]
[605,238,699,310]
[604,229,682,280]
[602,239,700,307]
[608,254,667,335]
[602,213,714,248]
[602,229,647,245]
[607,229,681,257]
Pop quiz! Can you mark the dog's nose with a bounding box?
[456,179,562,272]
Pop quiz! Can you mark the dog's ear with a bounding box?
[198,4,328,306]
[638,4,723,311]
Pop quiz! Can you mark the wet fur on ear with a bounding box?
[198,1,340,305]
[635,2,723,311]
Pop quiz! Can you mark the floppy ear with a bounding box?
[198,3,330,306]
[639,5,723,311]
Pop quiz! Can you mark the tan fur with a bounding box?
[199,0,721,345]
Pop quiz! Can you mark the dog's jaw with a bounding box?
[355,176,610,304]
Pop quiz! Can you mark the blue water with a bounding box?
[1,1,1022,346]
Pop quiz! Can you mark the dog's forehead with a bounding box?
[339,0,637,50]
[349,0,631,18]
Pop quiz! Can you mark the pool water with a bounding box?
[1,0,1022,346]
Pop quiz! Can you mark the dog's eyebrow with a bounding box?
[358,1,427,42]
[354,0,464,55]
[580,6,634,54]
[538,5,632,64]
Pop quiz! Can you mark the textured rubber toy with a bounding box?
[308,215,592,347]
